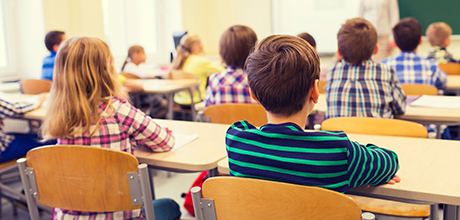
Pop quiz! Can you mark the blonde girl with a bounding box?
[170,34,224,107]
[42,37,181,220]
[121,45,149,78]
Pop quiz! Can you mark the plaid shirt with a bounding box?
[381,51,448,89]
[54,97,174,220]
[427,46,460,64]
[325,59,406,119]
[204,67,258,107]
[0,99,40,153]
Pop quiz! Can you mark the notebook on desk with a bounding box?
[410,95,460,109]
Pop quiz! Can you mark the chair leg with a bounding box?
[430,204,438,220]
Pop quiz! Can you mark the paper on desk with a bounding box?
[410,95,460,109]
[172,133,199,151]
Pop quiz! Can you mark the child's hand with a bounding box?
[37,93,48,107]
[386,175,401,184]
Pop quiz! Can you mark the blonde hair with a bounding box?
[426,22,452,47]
[42,37,128,140]
[170,34,201,70]
[121,45,145,71]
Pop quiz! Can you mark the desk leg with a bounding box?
[207,168,218,178]
[443,204,458,220]
[148,167,156,200]
[166,93,174,120]
[188,88,196,121]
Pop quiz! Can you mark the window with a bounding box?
[102,0,183,69]
[0,0,18,79]
[0,1,7,68]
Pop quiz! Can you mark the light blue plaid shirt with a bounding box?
[325,59,406,119]
[380,51,447,89]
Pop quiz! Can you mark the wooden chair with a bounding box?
[18,145,156,220]
[439,62,460,75]
[204,104,267,127]
[20,79,51,95]
[321,117,431,218]
[191,176,362,220]
[120,72,141,79]
[400,83,438,96]
[318,80,326,94]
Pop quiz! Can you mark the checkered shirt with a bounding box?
[325,59,406,119]
[54,97,174,220]
[204,67,258,107]
[381,51,447,89]
[0,99,40,153]
[427,46,460,64]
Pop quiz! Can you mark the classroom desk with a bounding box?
[217,133,460,219]
[314,95,460,125]
[131,79,200,120]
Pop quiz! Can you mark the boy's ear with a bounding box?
[310,79,320,104]
[419,37,423,45]
[52,44,60,53]
[336,49,342,58]
[373,43,379,55]
[249,88,260,103]
[443,37,451,47]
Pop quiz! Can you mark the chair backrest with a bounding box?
[120,72,141,79]
[400,83,438,96]
[193,177,362,220]
[20,79,52,95]
[204,104,267,127]
[19,145,153,214]
[170,70,197,80]
[322,117,427,138]
[439,62,460,75]
[318,80,326,94]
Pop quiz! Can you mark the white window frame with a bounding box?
[0,0,18,81]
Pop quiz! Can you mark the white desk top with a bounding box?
[217,133,460,205]
[132,79,200,94]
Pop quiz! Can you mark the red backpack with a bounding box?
[184,171,208,216]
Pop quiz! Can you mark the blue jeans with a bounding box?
[0,133,56,163]
[145,198,181,220]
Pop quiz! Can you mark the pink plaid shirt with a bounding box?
[53,97,175,220]
[204,67,258,107]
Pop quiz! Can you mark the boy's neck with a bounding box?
[266,102,314,129]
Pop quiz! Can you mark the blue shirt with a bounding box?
[41,51,57,81]
[226,120,400,193]
[380,51,447,89]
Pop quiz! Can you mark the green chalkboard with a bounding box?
[399,0,460,35]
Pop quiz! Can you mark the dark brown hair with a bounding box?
[219,25,258,69]
[246,35,320,116]
[297,32,316,48]
[393,17,422,51]
[45,31,65,52]
[337,18,377,64]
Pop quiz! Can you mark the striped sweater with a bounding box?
[226,121,399,193]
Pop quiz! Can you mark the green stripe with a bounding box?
[375,150,390,184]
[227,133,347,154]
[368,151,381,184]
[286,125,300,131]
[228,146,347,166]
[229,158,348,177]
[361,147,375,186]
[349,141,362,188]
[240,121,250,130]
[357,143,368,187]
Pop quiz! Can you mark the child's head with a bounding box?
[337,18,377,64]
[426,22,452,48]
[44,31,66,52]
[297,32,316,50]
[393,18,422,52]
[122,45,146,70]
[43,37,126,139]
[246,35,320,117]
[171,34,202,70]
[219,25,258,69]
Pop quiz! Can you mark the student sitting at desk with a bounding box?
[381,18,447,89]
[41,31,67,81]
[41,37,181,220]
[426,22,460,64]
[325,18,406,119]
[204,25,259,107]
[0,95,56,163]
[226,34,400,193]
[121,45,155,78]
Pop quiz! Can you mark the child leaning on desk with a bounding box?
[226,35,401,193]
[40,37,181,220]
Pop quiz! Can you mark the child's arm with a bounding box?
[116,100,175,152]
[0,95,46,119]
[347,140,399,188]
[432,64,448,89]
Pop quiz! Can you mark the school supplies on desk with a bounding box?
[172,133,199,151]
[410,95,460,109]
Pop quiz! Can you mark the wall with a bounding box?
[181,0,272,56]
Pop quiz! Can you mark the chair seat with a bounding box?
[351,195,430,217]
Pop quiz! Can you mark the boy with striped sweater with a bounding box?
[226,34,400,193]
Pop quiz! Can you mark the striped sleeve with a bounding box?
[0,98,39,119]
[347,140,399,188]
[116,99,175,152]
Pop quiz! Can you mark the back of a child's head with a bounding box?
[43,36,125,140]
[171,34,201,70]
[337,18,377,64]
[393,17,422,51]
[219,25,258,69]
[297,32,316,48]
[45,31,65,52]
[246,35,320,116]
[426,22,452,47]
